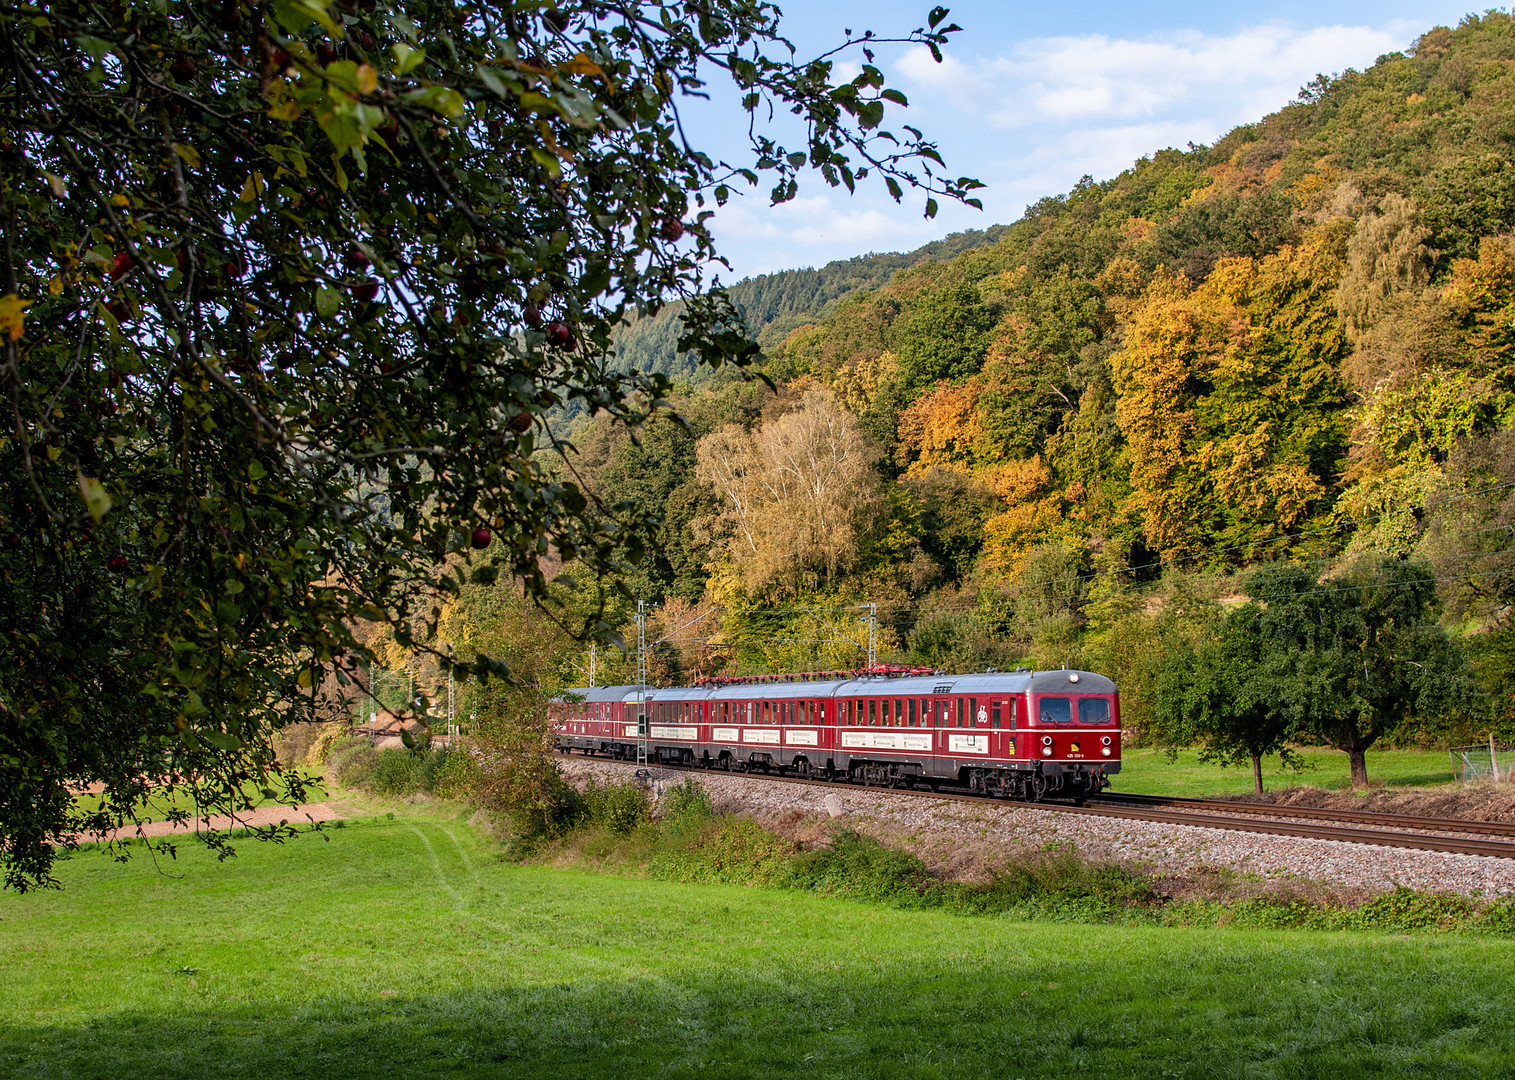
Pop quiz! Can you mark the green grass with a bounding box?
[1115,746,1458,797]
[3,807,1513,1078]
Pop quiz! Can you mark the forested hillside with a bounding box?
[610,226,1011,378]
[495,16,1515,759]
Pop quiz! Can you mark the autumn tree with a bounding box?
[1112,231,1352,560]
[0,0,980,887]
[696,388,882,593]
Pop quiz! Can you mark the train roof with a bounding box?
[702,679,852,700]
[696,670,1116,698]
[559,671,1115,701]
[559,685,649,703]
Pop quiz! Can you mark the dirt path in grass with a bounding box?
[74,802,345,844]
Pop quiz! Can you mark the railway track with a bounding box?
[1094,792,1515,839]
[611,757,1515,860]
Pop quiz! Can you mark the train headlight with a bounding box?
[1102,736,1112,747]
[1041,746,1053,757]
[1102,748,1112,757]
[1042,735,1053,746]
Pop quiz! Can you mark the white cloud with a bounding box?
[701,18,1433,277]
[705,190,944,276]
[899,21,1422,131]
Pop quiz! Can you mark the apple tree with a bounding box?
[0,0,979,887]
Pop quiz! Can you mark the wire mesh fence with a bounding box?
[1450,743,1512,782]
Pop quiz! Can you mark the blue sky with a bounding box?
[679,1,1477,279]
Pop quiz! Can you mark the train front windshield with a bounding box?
[1037,696,1114,724]
[1039,697,1072,724]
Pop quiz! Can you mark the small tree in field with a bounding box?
[1149,606,1297,794]
[1248,559,1481,787]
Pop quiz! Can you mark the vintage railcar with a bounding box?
[550,668,1120,802]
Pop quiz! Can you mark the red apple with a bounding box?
[107,555,129,574]
[660,219,686,242]
[351,279,381,303]
[346,247,370,270]
[470,527,492,549]
[108,251,134,280]
[545,321,574,349]
[169,57,196,81]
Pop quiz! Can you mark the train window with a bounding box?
[1079,698,1111,725]
[991,701,1001,729]
[907,699,916,725]
[1040,697,1072,724]
[866,699,874,726]
[957,698,965,726]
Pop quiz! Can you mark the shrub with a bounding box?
[581,778,652,834]
[778,830,935,904]
[658,779,713,827]
[369,748,420,798]
[417,746,477,798]
[646,818,798,886]
[325,735,378,788]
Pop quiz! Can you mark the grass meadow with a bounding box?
[3,804,1512,1079]
[1114,746,1459,797]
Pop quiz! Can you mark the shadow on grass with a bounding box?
[4,941,1515,1080]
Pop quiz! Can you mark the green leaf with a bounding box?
[315,286,342,318]
[201,730,241,751]
[271,0,343,38]
[393,43,427,76]
[403,86,465,118]
[77,472,112,522]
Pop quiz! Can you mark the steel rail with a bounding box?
[1094,792,1515,838]
[603,756,1515,860]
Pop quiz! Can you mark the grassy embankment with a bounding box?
[1115,747,1458,797]
[4,806,1514,1079]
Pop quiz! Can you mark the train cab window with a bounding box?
[1039,697,1072,724]
[1079,698,1111,725]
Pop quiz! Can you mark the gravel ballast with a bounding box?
[560,756,1515,898]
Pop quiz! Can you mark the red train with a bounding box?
[550,667,1120,802]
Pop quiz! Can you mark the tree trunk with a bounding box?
[1348,747,1369,787]
[1252,750,1264,794]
